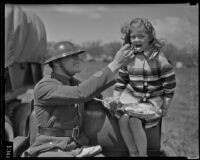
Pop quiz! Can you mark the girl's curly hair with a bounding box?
[121,18,166,50]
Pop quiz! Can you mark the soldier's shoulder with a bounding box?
[34,75,61,90]
[34,76,62,99]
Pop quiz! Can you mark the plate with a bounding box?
[123,103,157,118]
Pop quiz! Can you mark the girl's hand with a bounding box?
[161,108,168,117]
[157,108,168,117]
[104,97,120,111]
[157,103,169,117]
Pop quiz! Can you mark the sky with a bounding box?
[7,4,199,49]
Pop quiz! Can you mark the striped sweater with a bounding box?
[114,50,176,101]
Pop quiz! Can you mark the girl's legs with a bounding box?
[129,117,147,156]
[119,114,138,157]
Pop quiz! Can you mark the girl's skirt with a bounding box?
[118,89,164,128]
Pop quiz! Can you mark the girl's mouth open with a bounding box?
[133,44,143,51]
[135,44,142,48]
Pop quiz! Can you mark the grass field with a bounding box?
[75,61,199,158]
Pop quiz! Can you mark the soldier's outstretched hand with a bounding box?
[108,44,135,72]
[114,44,135,66]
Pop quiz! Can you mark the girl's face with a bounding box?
[130,28,151,52]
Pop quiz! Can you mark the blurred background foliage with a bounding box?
[46,40,198,68]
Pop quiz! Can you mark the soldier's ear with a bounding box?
[48,62,53,69]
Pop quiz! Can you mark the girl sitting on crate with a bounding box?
[104,18,176,157]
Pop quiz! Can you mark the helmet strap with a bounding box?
[58,60,72,77]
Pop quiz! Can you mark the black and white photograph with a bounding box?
[3,3,198,158]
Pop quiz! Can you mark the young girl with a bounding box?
[110,18,176,157]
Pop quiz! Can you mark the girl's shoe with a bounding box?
[129,151,139,157]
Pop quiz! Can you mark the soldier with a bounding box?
[22,41,135,157]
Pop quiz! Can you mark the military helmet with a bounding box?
[43,41,85,64]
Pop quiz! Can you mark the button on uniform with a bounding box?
[145,93,150,97]
[144,82,148,86]
[142,97,147,102]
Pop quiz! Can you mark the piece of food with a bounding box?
[103,97,118,110]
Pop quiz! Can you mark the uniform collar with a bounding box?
[51,71,72,85]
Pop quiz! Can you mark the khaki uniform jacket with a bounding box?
[23,66,115,157]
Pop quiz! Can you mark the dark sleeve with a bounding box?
[34,66,115,106]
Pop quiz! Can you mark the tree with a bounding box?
[81,41,103,57]
[178,44,198,67]
[162,43,179,64]
[102,41,122,58]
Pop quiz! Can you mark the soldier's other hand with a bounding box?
[107,44,135,73]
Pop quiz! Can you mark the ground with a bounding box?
[75,61,199,158]
[161,67,199,158]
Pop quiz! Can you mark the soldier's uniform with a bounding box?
[22,41,116,157]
